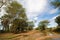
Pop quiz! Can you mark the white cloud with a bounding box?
[18,0,48,21]
[25,0,47,12]
[26,0,48,20]
[50,8,59,14]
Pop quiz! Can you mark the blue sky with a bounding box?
[17,0,59,28]
[0,0,59,29]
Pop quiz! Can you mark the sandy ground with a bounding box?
[0,30,60,40]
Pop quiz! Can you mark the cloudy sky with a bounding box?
[17,0,60,28]
[0,0,59,28]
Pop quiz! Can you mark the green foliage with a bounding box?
[51,0,60,8]
[1,1,28,33]
[38,20,49,31]
[7,1,22,14]
[40,20,49,25]
[55,16,60,28]
[6,1,27,20]
[27,21,34,30]
[1,18,9,32]
[10,19,28,33]
[35,27,40,30]
[53,27,60,33]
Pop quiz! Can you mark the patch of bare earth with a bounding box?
[0,30,60,40]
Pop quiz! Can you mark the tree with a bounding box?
[6,1,27,20]
[1,19,9,32]
[51,0,60,15]
[51,0,60,25]
[1,14,11,32]
[55,16,60,28]
[51,0,60,8]
[35,27,40,30]
[0,0,14,12]
[28,21,34,30]
[10,19,28,33]
[38,20,49,31]
[1,1,28,33]
[51,0,60,32]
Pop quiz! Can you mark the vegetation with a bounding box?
[37,20,49,31]
[27,21,34,30]
[51,0,60,8]
[0,0,60,40]
[55,16,60,27]
[51,0,60,33]
[0,1,35,33]
[53,16,60,33]
[10,19,28,33]
[0,1,28,33]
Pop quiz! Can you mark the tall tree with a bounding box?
[1,1,28,33]
[6,1,27,20]
[1,14,12,32]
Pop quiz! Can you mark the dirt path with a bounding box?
[11,31,60,40]
[36,32,60,40]
[0,30,60,40]
[11,30,43,40]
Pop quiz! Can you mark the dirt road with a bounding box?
[0,30,60,40]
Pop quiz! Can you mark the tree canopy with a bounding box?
[55,16,60,27]
[51,0,60,9]
[1,1,28,33]
[38,20,49,31]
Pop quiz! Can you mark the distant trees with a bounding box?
[35,27,40,30]
[38,20,49,31]
[28,21,34,30]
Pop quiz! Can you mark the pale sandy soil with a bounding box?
[0,30,60,40]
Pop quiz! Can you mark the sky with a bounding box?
[0,0,59,29]
[17,0,59,28]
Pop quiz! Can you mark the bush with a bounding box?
[53,28,60,33]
